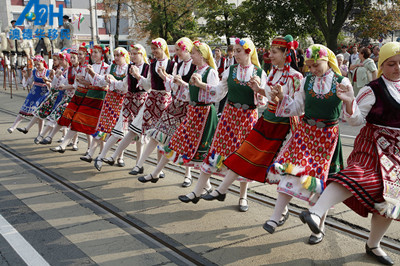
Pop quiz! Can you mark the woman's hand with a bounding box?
[173,75,184,86]
[130,65,140,80]
[190,73,205,89]
[86,65,95,77]
[55,69,63,77]
[336,82,354,105]
[269,84,283,104]
[157,66,167,81]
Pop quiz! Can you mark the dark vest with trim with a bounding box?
[177,61,196,83]
[150,60,175,91]
[128,63,149,93]
[366,77,400,128]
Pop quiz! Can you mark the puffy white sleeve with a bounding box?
[137,71,152,92]
[343,86,375,126]
[275,78,306,117]
[198,68,228,103]
[92,66,111,87]
[22,74,33,88]
[254,70,268,107]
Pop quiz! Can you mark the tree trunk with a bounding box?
[115,0,121,47]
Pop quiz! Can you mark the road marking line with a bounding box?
[0,214,50,266]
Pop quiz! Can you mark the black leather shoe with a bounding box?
[263,220,278,234]
[366,244,394,265]
[202,190,226,201]
[17,127,28,134]
[308,232,324,245]
[138,174,159,183]
[116,158,125,167]
[129,166,144,175]
[159,171,165,178]
[178,192,200,204]
[80,155,93,163]
[40,137,52,145]
[239,198,249,212]
[34,136,43,145]
[102,157,115,166]
[278,211,290,226]
[299,210,321,234]
[50,146,65,153]
[182,177,192,187]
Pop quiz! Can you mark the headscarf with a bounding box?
[234,37,260,68]
[130,44,149,64]
[32,55,48,69]
[151,38,169,59]
[114,47,130,64]
[377,42,400,77]
[193,40,216,70]
[176,37,193,53]
[305,44,341,75]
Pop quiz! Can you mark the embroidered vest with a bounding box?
[177,61,196,83]
[304,72,344,120]
[67,66,76,85]
[127,63,149,93]
[227,64,262,105]
[110,64,127,81]
[150,60,174,91]
[366,77,400,128]
[189,67,211,103]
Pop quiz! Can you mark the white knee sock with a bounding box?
[112,131,136,160]
[268,192,292,226]
[136,138,157,168]
[367,213,392,256]
[98,135,118,159]
[213,170,238,196]
[189,172,211,198]
[60,129,77,149]
[25,117,39,131]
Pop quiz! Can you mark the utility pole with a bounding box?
[89,0,96,43]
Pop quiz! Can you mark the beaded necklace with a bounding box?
[267,63,290,87]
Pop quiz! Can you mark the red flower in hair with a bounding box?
[245,48,251,54]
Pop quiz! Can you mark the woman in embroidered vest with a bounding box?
[203,35,303,212]
[91,47,131,170]
[300,42,400,265]
[135,40,219,186]
[99,44,150,171]
[7,55,50,134]
[20,51,71,144]
[51,44,110,153]
[126,37,176,176]
[264,44,350,244]
[41,45,89,149]
[174,38,267,204]
[40,49,79,149]
[135,37,196,186]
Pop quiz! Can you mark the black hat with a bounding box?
[10,20,16,24]
[63,15,70,20]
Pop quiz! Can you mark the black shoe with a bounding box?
[40,136,52,145]
[202,189,226,201]
[129,166,144,175]
[159,171,165,178]
[102,157,115,166]
[50,146,65,153]
[366,244,394,265]
[178,192,200,204]
[138,174,159,183]
[34,135,43,145]
[182,176,192,187]
[94,158,102,171]
[299,210,321,234]
[308,232,324,245]
[239,198,249,212]
[80,155,93,163]
[263,220,278,234]
[116,158,125,167]
[278,210,290,226]
[17,127,28,134]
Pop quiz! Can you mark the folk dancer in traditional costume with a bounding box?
[137,40,219,189]
[40,49,80,150]
[172,38,267,204]
[7,55,50,133]
[299,42,400,265]
[99,44,150,171]
[17,52,71,144]
[91,47,131,170]
[50,44,110,153]
[264,44,349,245]
[125,38,176,176]
[203,35,303,212]
[136,37,196,186]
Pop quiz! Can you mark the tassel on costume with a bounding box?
[300,175,325,194]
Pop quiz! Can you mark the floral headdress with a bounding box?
[234,37,260,67]
[130,44,149,64]
[79,42,91,65]
[151,38,170,58]
[193,40,216,70]
[305,44,341,75]
[32,55,48,69]
[59,51,71,65]
[113,47,130,64]
[176,37,193,53]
